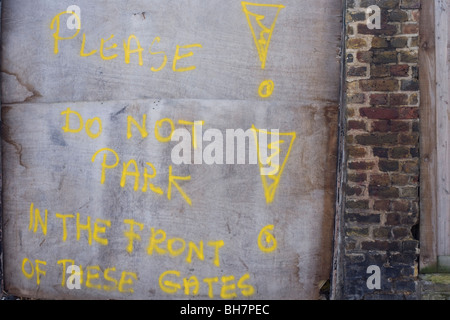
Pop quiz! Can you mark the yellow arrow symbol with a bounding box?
[242,2,285,70]
[252,125,296,204]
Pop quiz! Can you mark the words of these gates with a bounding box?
[19,6,289,299]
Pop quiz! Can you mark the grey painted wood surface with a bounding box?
[1,0,341,104]
[1,0,342,299]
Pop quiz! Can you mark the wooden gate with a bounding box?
[1,0,343,299]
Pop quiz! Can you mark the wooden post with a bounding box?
[419,0,450,272]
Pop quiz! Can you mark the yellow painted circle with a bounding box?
[258,80,275,98]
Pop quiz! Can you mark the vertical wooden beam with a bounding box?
[419,0,438,271]
[436,0,450,257]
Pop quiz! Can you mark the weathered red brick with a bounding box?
[390,65,409,77]
[386,212,402,226]
[379,160,400,172]
[391,174,410,186]
[360,79,399,92]
[402,23,419,34]
[392,227,410,239]
[391,120,411,132]
[346,200,370,210]
[372,37,389,48]
[348,66,368,77]
[401,79,419,91]
[356,133,399,146]
[348,146,367,158]
[402,161,419,174]
[400,186,419,198]
[356,51,373,63]
[345,227,370,238]
[374,200,391,211]
[361,240,401,251]
[373,147,388,158]
[346,185,364,196]
[373,50,398,64]
[370,174,391,186]
[360,107,399,119]
[400,51,418,63]
[370,94,388,105]
[373,226,392,238]
[399,132,419,145]
[348,11,366,22]
[390,146,410,159]
[389,93,409,105]
[400,0,420,9]
[371,64,390,78]
[369,185,400,198]
[345,213,380,224]
[348,161,375,170]
[361,0,400,9]
[392,200,410,212]
[347,93,366,104]
[357,23,398,36]
[371,120,410,132]
[399,107,419,119]
[348,120,367,130]
[347,38,367,49]
[389,10,409,22]
[347,172,367,183]
[390,37,408,48]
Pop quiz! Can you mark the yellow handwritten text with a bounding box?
[61,107,102,139]
[241,2,285,70]
[159,270,254,299]
[21,258,47,286]
[57,259,138,293]
[257,224,277,253]
[252,126,296,204]
[123,219,224,267]
[91,147,192,205]
[50,11,81,55]
[50,12,202,72]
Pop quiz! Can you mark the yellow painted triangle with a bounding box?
[252,126,296,204]
[242,2,285,69]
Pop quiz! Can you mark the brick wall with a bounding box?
[339,0,421,299]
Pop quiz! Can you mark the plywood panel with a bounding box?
[1,0,342,299]
[1,0,341,104]
[2,100,338,299]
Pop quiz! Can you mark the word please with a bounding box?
[50,11,202,72]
